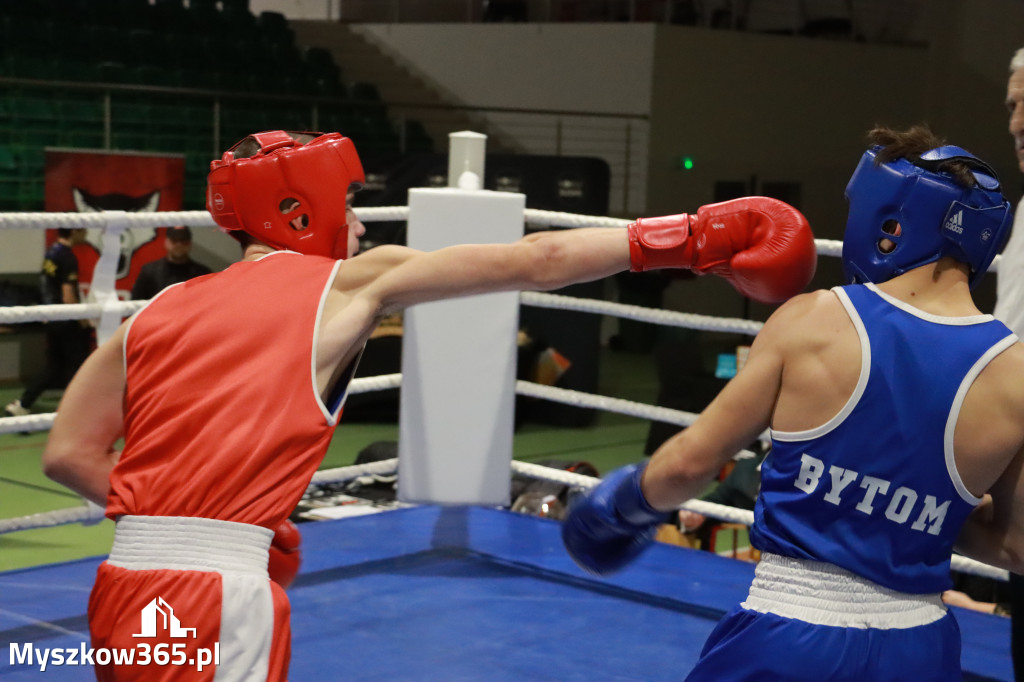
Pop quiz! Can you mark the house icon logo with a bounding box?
[132,597,197,639]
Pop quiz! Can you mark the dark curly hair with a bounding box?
[867,124,977,188]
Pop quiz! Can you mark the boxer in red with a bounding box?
[42,130,817,681]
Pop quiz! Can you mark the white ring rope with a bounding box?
[0,208,1005,582]
[815,238,843,258]
[0,457,404,535]
[523,208,631,228]
[0,413,54,435]
[347,373,403,395]
[508,461,1009,582]
[521,291,764,336]
[516,380,770,452]
[0,207,997,272]
[0,301,146,325]
[797,236,1005,272]
[0,373,404,436]
[1,376,765,448]
[5,453,1003,583]
[308,458,399,488]
[354,206,412,222]
[0,207,407,231]
[0,505,106,534]
[512,460,753,525]
[0,211,218,230]
[0,292,766,336]
[951,555,1009,582]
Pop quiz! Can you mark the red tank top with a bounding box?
[108,251,345,528]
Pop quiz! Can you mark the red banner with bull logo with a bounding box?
[44,150,185,299]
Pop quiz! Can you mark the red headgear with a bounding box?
[207,131,365,259]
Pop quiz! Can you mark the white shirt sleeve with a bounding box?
[994,200,1024,336]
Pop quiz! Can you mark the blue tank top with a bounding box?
[750,283,1017,593]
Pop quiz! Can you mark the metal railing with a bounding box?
[333,0,926,46]
[388,101,648,215]
[337,0,689,23]
[0,76,648,216]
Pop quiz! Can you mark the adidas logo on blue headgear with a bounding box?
[843,145,1012,289]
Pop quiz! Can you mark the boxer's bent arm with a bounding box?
[42,322,127,507]
[952,345,1024,571]
[640,295,803,510]
[955,447,1024,573]
[354,227,630,317]
[951,343,1024,498]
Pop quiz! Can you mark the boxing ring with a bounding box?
[0,507,1012,680]
[0,137,1015,679]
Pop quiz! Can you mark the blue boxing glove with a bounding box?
[561,463,664,576]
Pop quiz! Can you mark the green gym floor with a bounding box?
[0,346,666,572]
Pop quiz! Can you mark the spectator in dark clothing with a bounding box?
[5,228,92,417]
[130,226,212,300]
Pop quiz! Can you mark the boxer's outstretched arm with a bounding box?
[322,197,815,402]
[42,323,126,507]
[362,226,630,316]
[348,196,816,317]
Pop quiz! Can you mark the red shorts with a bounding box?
[88,516,290,681]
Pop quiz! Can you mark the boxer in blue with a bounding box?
[563,124,1024,681]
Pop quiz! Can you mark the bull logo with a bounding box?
[72,186,161,279]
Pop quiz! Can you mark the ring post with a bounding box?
[447,130,486,190]
[398,132,523,506]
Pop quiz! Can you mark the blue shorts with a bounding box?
[685,604,962,682]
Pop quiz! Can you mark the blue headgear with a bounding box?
[843,145,1012,288]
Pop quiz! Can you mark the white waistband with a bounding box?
[741,553,946,629]
[106,515,273,577]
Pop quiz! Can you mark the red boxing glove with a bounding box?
[627,197,817,303]
[268,520,302,589]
